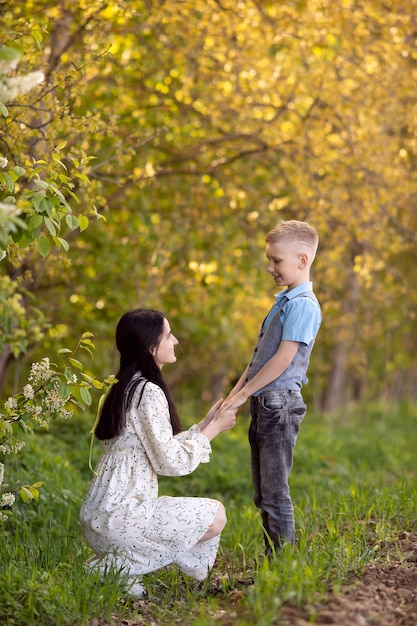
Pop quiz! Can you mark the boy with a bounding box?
[223,220,321,555]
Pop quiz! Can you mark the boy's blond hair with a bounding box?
[266,220,319,261]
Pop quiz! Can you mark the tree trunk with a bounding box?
[0,350,12,395]
[322,341,348,412]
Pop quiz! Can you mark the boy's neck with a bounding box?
[286,272,311,292]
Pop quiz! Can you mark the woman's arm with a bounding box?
[132,383,236,475]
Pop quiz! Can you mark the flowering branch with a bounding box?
[0,333,114,521]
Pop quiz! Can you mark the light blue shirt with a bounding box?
[263,282,321,346]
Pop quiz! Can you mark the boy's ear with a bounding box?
[298,252,308,269]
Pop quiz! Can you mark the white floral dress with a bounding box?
[80,377,220,582]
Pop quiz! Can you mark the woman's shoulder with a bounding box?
[131,378,166,407]
[142,380,164,397]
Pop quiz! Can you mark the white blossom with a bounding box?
[0,202,21,218]
[23,384,35,400]
[4,396,17,410]
[0,57,19,74]
[29,358,54,383]
[44,386,67,412]
[0,492,15,507]
[0,441,26,455]
[60,408,73,420]
[27,404,42,416]
[30,414,49,428]
[0,71,44,103]
[0,157,8,168]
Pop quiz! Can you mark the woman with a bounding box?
[80,308,237,598]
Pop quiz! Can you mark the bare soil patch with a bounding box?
[100,532,417,625]
[280,532,417,626]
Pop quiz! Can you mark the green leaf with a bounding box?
[32,191,46,212]
[53,156,68,171]
[81,374,104,389]
[27,486,41,501]
[31,30,43,49]
[68,358,83,370]
[80,338,95,347]
[78,215,89,231]
[74,172,90,183]
[40,197,52,216]
[38,235,51,257]
[19,486,33,502]
[3,172,14,193]
[57,237,69,252]
[70,386,82,402]
[0,44,23,64]
[58,381,71,397]
[28,214,44,231]
[44,217,57,236]
[80,345,94,358]
[13,166,26,177]
[0,102,8,117]
[80,386,92,406]
[34,179,49,190]
[65,214,79,230]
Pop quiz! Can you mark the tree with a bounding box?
[0,34,112,520]
[2,0,417,413]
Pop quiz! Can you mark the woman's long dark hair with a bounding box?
[95,308,183,440]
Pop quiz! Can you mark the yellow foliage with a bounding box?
[2,0,417,407]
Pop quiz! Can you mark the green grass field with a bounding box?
[1,402,416,625]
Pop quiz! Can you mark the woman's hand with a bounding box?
[200,404,237,441]
[214,405,238,432]
[197,398,223,432]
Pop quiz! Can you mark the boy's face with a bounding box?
[266,241,308,290]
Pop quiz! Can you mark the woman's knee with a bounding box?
[199,501,227,541]
[211,501,227,534]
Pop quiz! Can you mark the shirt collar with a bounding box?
[274,281,313,303]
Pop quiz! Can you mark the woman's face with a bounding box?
[153,318,179,368]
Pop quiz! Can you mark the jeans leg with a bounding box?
[249,399,271,541]
[250,392,306,554]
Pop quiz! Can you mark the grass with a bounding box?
[1,401,416,625]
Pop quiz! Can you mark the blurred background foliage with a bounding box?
[1,0,417,414]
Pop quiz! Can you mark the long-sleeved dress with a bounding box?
[80,376,220,582]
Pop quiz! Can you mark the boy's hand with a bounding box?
[222,390,248,411]
[205,398,223,421]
